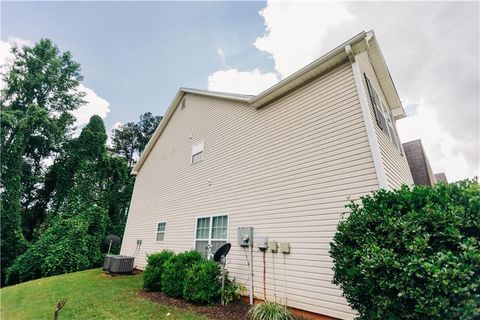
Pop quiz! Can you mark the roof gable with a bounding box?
[132,30,405,175]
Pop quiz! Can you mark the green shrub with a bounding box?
[143,250,175,291]
[248,301,296,320]
[330,179,480,320]
[183,259,221,304]
[223,277,245,305]
[161,250,203,298]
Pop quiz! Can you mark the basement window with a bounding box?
[156,222,166,241]
[195,215,228,258]
[191,141,204,164]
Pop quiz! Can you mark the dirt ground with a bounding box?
[139,291,251,320]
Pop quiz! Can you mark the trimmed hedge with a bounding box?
[183,259,222,304]
[330,179,480,320]
[143,250,175,291]
[161,250,203,298]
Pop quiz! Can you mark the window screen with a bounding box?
[364,73,402,152]
[156,222,166,241]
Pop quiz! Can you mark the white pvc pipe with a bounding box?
[249,244,254,304]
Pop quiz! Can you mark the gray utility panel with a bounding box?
[238,227,253,246]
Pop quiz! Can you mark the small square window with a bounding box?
[156,222,166,241]
[191,142,204,164]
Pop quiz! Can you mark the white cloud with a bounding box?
[206,1,479,182]
[7,36,32,48]
[1,38,111,129]
[207,68,278,95]
[255,1,353,78]
[0,37,33,90]
[73,84,111,127]
[397,101,477,182]
[206,2,353,96]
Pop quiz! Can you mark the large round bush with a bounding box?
[161,250,202,298]
[183,259,222,304]
[330,179,480,320]
[143,250,175,291]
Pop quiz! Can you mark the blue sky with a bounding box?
[2,1,270,126]
[1,1,479,181]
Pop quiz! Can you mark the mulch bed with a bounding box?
[139,291,251,320]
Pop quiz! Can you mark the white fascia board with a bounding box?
[250,31,368,109]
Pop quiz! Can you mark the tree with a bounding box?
[137,112,162,153]
[330,180,480,320]
[0,39,85,280]
[6,116,132,285]
[110,112,162,166]
[1,39,136,287]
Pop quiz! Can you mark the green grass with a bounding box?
[1,268,208,320]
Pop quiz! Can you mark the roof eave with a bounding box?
[250,31,368,109]
[132,31,406,175]
[365,31,406,120]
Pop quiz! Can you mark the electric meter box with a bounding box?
[255,236,268,250]
[237,227,253,247]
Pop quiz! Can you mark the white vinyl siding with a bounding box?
[121,62,380,320]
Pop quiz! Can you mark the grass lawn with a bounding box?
[1,268,208,320]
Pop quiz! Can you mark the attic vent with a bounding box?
[181,98,187,109]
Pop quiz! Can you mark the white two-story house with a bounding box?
[121,30,414,320]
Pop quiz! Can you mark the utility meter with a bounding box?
[237,227,253,247]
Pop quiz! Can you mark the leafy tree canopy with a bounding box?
[110,112,162,167]
[1,39,85,283]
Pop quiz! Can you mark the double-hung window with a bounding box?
[364,74,402,152]
[156,222,166,241]
[195,215,228,258]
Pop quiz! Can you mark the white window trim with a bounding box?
[192,213,230,252]
[155,221,167,242]
[191,141,205,164]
